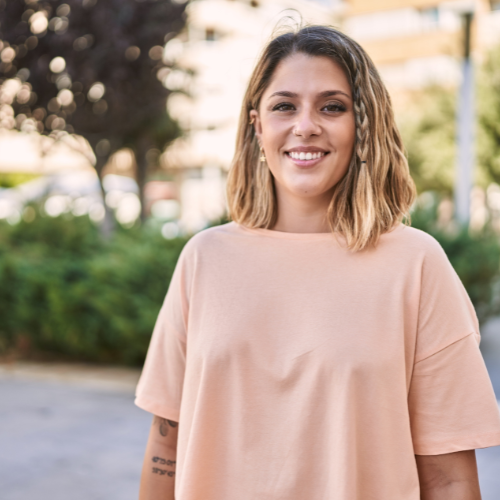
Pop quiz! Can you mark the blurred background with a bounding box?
[1,0,500,498]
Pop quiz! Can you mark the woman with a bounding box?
[136,26,500,499]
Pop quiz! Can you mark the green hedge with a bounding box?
[0,213,188,365]
[0,205,499,365]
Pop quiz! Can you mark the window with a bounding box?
[420,7,440,30]
[205,28,215,42]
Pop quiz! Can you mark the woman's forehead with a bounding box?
[264,53,351,99]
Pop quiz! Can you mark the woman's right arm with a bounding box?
[139,415,179,500]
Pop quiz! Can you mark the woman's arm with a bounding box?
[416,450,481,500]
[139,415,179,500]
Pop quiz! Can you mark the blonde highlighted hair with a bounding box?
[226,25,416,251]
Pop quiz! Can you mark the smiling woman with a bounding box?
[136,26,500,500]
[228,26,414,250]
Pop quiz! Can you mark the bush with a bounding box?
[0,213,188,365]
[410,199,500,323]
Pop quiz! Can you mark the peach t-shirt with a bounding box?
[135,222,500,500]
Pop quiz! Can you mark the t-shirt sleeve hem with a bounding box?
[134,394,180,422]
[413,431,500,456]
[414,331,478,364]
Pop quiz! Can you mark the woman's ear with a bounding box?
[249,109,262,143]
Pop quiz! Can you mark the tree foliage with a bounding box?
[398,86,457,195]
[478,44,500,186]
[0,0,187,217]
[398,44,500,195]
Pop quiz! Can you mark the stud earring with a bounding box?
[260,146,266,163]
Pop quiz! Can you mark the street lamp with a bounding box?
[453,2,476,223]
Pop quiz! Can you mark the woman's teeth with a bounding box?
[289,151,325,160]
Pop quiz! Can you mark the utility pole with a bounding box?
[455,11,474,224]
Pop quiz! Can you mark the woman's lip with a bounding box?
[287,147,329,153]
[285,152,327,168]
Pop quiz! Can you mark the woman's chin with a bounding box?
[284,184,334,200]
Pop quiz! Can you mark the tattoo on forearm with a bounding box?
[154,416,178,437]
[152,456,176,466]
[152,467,175,477]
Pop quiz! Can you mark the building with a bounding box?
[343,0,500,93]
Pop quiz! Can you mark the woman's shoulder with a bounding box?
[379,223,446,260]
[187,221,240,243]
[180,221,242,256]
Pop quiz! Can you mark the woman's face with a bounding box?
[250,53,355,205]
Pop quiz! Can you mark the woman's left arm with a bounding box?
[416,450,481,500]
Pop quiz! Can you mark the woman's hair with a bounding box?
[226,25,416,251]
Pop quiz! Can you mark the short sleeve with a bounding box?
[409,333,500,455]
[134,246,191,422]
[408,236,500,455]
[414,237,479,363]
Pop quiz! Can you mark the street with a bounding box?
[0,377,150,500]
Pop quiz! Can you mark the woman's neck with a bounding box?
[271,191,331,234]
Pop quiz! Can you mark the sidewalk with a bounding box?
[0,361,150,500]
[0,360,141,392]
[475,317,500,498]
[481,316,500,396]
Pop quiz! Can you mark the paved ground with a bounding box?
[0,368,150,500]
[475,317,500,498]
[1,319,500,500]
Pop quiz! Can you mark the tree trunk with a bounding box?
[135,136,152,223]
[95,154,115,238]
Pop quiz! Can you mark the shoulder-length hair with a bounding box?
[226,25,416,251]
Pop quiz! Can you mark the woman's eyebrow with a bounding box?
[268,90,351,100]
[318,90,351,99]
[268,90,298,99]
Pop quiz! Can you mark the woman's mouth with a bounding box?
[285,150,329,167]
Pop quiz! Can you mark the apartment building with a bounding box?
[343,0,500,92]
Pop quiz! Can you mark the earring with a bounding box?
[260,146,266,163]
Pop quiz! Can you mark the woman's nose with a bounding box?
[293,109,321,138]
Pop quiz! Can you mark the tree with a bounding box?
[398,43,500,197]
[478,44,500,187]
[397,85,457,196]
[0,0,187,224]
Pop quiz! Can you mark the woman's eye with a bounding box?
[272,102,295,112]
[322,102,347,113]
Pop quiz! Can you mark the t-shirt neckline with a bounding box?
[234,222,336,241]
